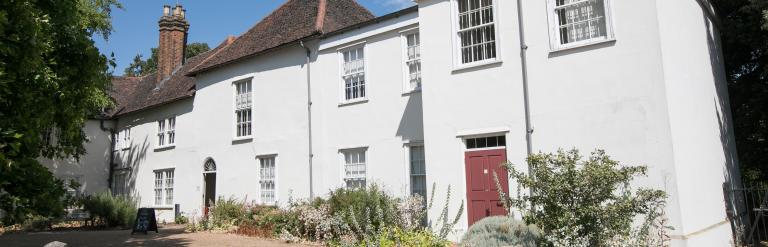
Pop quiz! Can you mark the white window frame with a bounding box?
[401,29,422,93]
[233,79,253,139]
[258,155,277,205]
[156,116,176,149]
[120,127,131,150]
[112,170,128,196]
[338,43,368,105]
[546,0,615,51]
[408,144,427,198]
[153,169,174,207]
[157,120,166,147]
[340,148,368,189]
[451,0,503,70]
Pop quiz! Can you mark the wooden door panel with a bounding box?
[465,148,509,226]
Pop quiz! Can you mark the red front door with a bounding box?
[465,148,509,226]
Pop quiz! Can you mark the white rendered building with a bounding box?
[44,0,738,245]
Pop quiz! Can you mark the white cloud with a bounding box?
[382,0,415,9]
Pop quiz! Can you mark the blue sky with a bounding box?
[96,0,415,76]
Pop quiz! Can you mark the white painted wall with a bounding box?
[418,0,736,244]
[113,99,194,222]
[191,44,311,210]
[313,11,424,198]
[71,0,736,244]
[417,0,528,240]
[656,0,739,245]
[40,120,112,196]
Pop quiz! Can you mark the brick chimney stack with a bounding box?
[157,4,189,82]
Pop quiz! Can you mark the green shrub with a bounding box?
[175,215,188,224]
[339,227,448,247]
[237,205,300,238]
[81,192,137,228]
[460,216,540,247]
[208,196,247,230]
[0,160,67,225]
[501,149,668,246]
[21,215,52,231]
[327,185,401,240]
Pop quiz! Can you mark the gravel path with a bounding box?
[0,225,312,247]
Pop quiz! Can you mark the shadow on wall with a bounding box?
[703,10,747,236]
[120,136,151,203]
[396,92,425,142]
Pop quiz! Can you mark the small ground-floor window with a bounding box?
[343,149,367,189]
[154,169,174,206]
[112,171,128,196]
[259,156,276,205]
[410,145,426,198]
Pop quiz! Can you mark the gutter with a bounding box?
[300,41,315,200]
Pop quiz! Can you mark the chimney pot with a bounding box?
[163,5,170,16]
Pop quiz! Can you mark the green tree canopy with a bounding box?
[123,42,210,76]
[0,0,120,223]
[711,0,768,184]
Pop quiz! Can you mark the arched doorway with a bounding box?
[203,158,217,216]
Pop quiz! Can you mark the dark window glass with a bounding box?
[476,137,487,148]
[466,139,476,149]
[487,136,498,147]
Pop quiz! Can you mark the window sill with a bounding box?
[402,89,422,96]
[152,205,174,210]
[232,136,253,144]
[338,98,369,107]
[550,38,616,53]
[154,145,176,152]
[452,59,503,73]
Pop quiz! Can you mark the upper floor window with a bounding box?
[341,46,366,102]
[342,148,366,189]
[456,0,498,65]
[403,32,422,91]
[547,0,614,50]
[259,156,276,205]
[234,79,252,138]
[116,127,130,150]
[157,117,175,148]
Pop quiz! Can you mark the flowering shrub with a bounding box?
[499,149,670,247]
[223,184,460,246]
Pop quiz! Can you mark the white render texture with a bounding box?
[54,0,736,245]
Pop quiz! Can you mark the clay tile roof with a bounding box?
[187,0,374,76]
[108,0,374,117]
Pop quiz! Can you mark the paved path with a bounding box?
[0,225,312,247]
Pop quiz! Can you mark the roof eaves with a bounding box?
[320,6,418,39]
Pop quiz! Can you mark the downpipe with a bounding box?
[300,41,315,200]
[99,118,116,191]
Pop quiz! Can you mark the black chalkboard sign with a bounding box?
[131,208,158,234]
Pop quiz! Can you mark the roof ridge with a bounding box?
[189,37,238,74]
[315,0,327,32]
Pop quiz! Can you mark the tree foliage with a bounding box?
[123,42,210,76]
[500,149,667,246]
[0,0,120,224]
[711,0,768,184]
